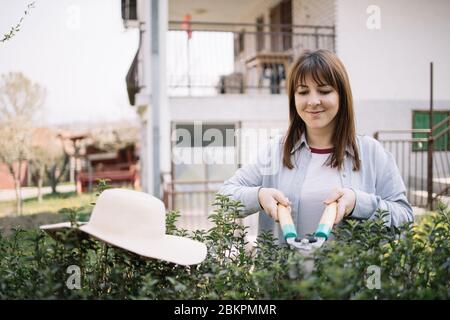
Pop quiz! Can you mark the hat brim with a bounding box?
[79,224,207,266]
[39,222,208,266]
[39,222,89,241]
[40,222,87,230]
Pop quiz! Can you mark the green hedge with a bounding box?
[0,193,449,299]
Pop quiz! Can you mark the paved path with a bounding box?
[0,184,76,202]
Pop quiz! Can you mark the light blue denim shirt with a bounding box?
[218,133,414,244]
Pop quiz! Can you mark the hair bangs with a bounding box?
[297,55,338,90]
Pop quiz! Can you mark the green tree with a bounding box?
[0,72,46,215]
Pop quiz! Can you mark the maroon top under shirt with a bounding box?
[309,147,334,154]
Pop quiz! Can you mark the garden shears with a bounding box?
[277,201,338,252]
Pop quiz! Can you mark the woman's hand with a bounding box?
[258,188,291,221]
[323,187,356,224]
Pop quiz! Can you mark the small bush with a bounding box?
[0,192,448,299]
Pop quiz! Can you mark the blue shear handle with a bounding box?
[282,224,297,239]
[315,223,332,239]
[314,202,337,240]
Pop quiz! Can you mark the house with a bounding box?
[76,143,139,193]
[0,127,69,190]
[121,0,449,224]
[0,162,28,189]
[59,126,141,194]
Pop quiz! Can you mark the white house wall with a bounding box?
[292,0,335,26]
[169,95,288,123]
[133,0,171,194]
[336,0,450,187]
[336,0,450,132]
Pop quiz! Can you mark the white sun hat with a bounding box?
[40,188,207,266]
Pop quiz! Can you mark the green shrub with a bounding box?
[0,191,448,299]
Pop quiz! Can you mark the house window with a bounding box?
[172,123,239,182]
[256,16,265,52]
[121,0,137,21]
[412,110,450,151]
[174,123,236,148]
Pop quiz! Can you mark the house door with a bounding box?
[270,0,292,52]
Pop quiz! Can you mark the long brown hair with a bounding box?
[283,49,361,171]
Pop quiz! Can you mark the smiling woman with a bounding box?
[219,49,414,244]
[294,80,339,146]
[285,49,357,171]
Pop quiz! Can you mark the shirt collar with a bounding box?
[290,131,355,157]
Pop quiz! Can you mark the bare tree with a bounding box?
[29,127,67,201]
[0,72,46,215]
[45,150,70,195]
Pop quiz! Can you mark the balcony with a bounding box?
[168,21,335,96]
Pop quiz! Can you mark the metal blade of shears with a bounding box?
[277,202,338,252]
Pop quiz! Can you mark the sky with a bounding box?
[0,0,140,125]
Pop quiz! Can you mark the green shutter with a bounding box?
[413,111,449,151]
[433,113,449,151]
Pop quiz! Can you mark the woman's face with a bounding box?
[294,75,339,132]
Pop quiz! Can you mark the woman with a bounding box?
[219,49,413,244]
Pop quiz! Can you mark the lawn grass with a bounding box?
[0,191,95,217]
[0,191,96,235]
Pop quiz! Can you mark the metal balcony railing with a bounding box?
[162,178,259,242]
[374,116,450,210]
[168,21,335,96]
[162,179,222,231]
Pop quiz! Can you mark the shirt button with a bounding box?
[342,173,346,178]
